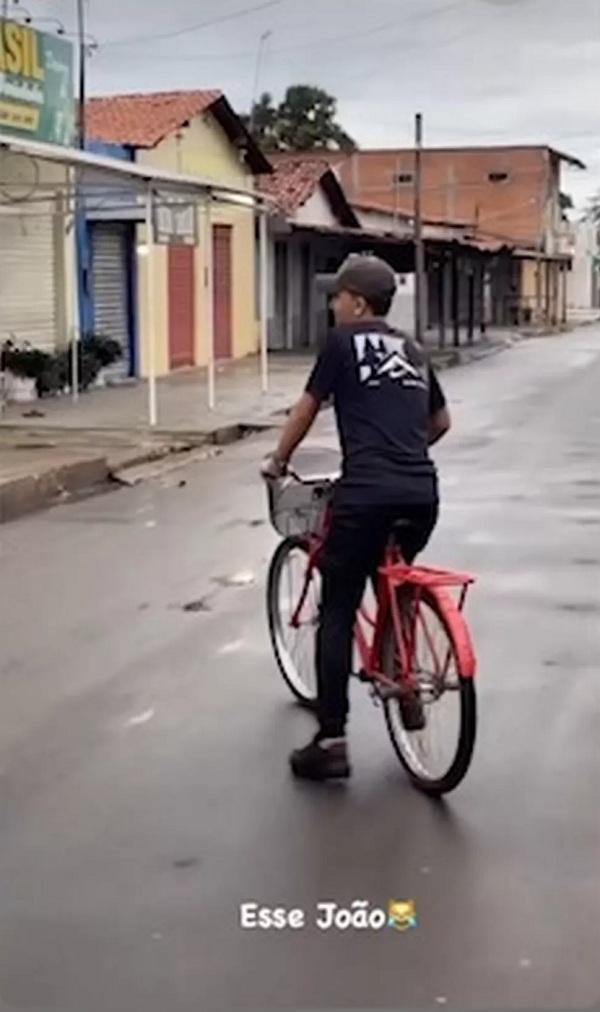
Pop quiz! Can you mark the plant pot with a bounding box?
[5,371,37,403]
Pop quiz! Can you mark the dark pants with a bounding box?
[316,502,438,737]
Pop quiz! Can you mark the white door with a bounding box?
[91,222,131,380]
[0,209,56,351]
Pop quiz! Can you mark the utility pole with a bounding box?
[249,30,272,136]
[77,0,85,148]
[414,112,426,344]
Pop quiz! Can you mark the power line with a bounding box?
[97,19,401,63]
[102,0,288,48]
[100,0,468,55]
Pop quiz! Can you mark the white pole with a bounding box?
[203,199,215,411]
[71,166,79,402]
[71,287,79,401]
[259,207,269,394]
[249,31,272,134]
[145,184,158,427]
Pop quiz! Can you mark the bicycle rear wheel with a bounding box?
[381,586,476,795]
[267,537,320,706]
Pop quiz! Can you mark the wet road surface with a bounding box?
[0,330,599,1011]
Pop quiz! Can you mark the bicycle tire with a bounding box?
[381,585,477,796]
[267,537,319,707]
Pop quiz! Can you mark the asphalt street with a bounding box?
[0,329,599,1011]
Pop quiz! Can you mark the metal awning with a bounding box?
[291,222,413,246]
[0,130,272,208]
[512,247,573,263]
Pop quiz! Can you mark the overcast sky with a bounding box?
[19,0,600,207]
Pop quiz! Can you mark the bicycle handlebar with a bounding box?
[263,467,337,486]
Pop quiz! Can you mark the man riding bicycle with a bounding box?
[263,254,451,781]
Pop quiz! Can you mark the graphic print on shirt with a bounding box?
[353,332,427,389]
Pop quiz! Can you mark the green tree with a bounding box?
[244,85,356,153]
[247,92,279,150]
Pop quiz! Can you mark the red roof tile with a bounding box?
[87,90,222,147]
[259,157,332,216]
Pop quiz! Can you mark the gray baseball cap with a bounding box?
[328,254,397,304]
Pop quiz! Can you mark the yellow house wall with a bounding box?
[521,259,537,302]
[136,113,258,377]
[520,257,565,324]
[137,225,169,378]
[521,257,552,315]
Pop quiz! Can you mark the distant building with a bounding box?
[85,90,270,377]
[259,154,506,350]
[331,145,585,328]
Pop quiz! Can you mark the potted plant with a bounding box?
[84,334,122,387]
[0,340,51,403]
[0,335,123,402]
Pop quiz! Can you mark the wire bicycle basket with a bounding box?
[266,476,335,539]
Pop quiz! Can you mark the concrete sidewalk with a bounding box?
[0,330,521,522]
[0,331,521,434]
[0,354,306,433]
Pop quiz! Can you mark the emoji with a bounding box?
[387,899,417,931]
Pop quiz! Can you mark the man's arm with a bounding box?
[428,406,451,445]
[271,392,320,469]
[262,333,339,476]
[427,366,451,446]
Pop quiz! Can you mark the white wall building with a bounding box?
[568,219,600,318]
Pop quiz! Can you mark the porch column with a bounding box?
[561,262,568,326]
[551,260,559,328]
[467,263,475,345]
[69,166,80,403]
[307,241,317,348]
[535,255,542,328]
[202,199,215,410]
[451,247,460,348]
[286,240,294,350]
[437,254,446,350]
[259,208,269,394]
[479,256,487,336]
[144,183,158,426]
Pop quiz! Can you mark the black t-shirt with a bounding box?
[306,321,446,506]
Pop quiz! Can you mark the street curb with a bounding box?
[429,339,513,371]
[0,456,109,524]
[106,422,270,475]
[0,421,273,523]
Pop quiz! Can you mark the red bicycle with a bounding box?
[266,473,477,795]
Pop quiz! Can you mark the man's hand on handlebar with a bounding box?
[260,453,288,480]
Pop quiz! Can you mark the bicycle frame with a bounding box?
[290,507,476,694]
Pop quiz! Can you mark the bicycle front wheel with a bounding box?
[267,537,320,706]
[382,586,477,795]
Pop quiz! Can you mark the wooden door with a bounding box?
[168,245,195,369]
[212,224,232,360]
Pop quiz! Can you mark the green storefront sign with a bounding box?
[0,18,74,145]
